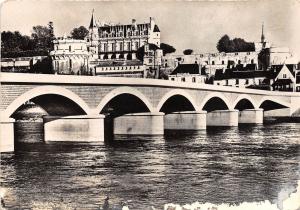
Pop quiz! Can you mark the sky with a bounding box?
[1,0,300,58]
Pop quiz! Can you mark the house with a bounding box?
[267,64,297,91]
[214,69,266,88]
[168,64,207,83]
[213,64,267,88]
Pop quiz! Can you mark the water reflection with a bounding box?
[0,123,299,209]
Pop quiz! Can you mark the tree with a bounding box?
[217,35,231,53]
[31,22,54,51]
[183,49,193,55]
[160,43,176,55]
[216,34,255,53]
[136,43,159,61]
[70,26,89,40]
[1,31,37,57]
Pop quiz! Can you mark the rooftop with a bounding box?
[170,64,206,75]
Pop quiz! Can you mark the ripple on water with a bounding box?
[0,123,299,209]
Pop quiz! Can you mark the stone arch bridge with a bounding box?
[1,73,300,152]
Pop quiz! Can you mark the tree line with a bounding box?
[1,22,55,58]
[1,23,88,58]
[217,34,255,53]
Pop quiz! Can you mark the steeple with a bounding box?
[261,22,265,43]
[89,9,96,29]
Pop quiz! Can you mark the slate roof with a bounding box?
[233,64,257,71]
[214,69,266,81]
[170,64,206,75]
[153,25,160,32]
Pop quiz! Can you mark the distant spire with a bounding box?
[89,9,96,28]
[261,22,265,43]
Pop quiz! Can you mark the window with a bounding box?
[192,77,196,82]
[245,79,249,85]
[69,45,72,51]
[111,43,115,52]
[236,79,239,85]
[251,59,254,64]
[212,61,215,65]
[283,74,287,78]
[171,78,175,81]
[226,80,228,85]
[222,60,224,65]
[69,59,72,69]
[238,60,241,64]
[181,77,185,82]
[149,58,153,63]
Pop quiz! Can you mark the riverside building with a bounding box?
[86,11,160,61]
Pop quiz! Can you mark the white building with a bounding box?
[168,63,207,83]
[50,38,90,75]
[267,64,297,91]
[95,60,145,78]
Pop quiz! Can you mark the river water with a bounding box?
[0,122,299,209]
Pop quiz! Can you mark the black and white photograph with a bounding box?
[0,0,300,209]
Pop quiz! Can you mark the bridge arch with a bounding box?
[3,86,91,118]
[232,94,259,110]
[258,96,291,111]
[199,92,232,111]
[95,86,155,114]
[156,89,199,113]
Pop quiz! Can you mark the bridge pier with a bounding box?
[43,115,105,142]
[0,118,15,152]
[114,112,164,135]
[239,109,264,124]
[164,111,207,130]
[207,110,239,126]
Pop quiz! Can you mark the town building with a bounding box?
[94,60,145,77]
[50,37,90,75]
[213,64,267,88]
[267,64,298,91]
[166,23,294,79]
[168,63,207,83]
[87,11,160,61]
[213,63,300,92]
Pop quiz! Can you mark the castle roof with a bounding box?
[153,25,160,32]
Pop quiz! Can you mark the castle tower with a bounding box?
[87,9,99,59]
[148,17,160,47]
